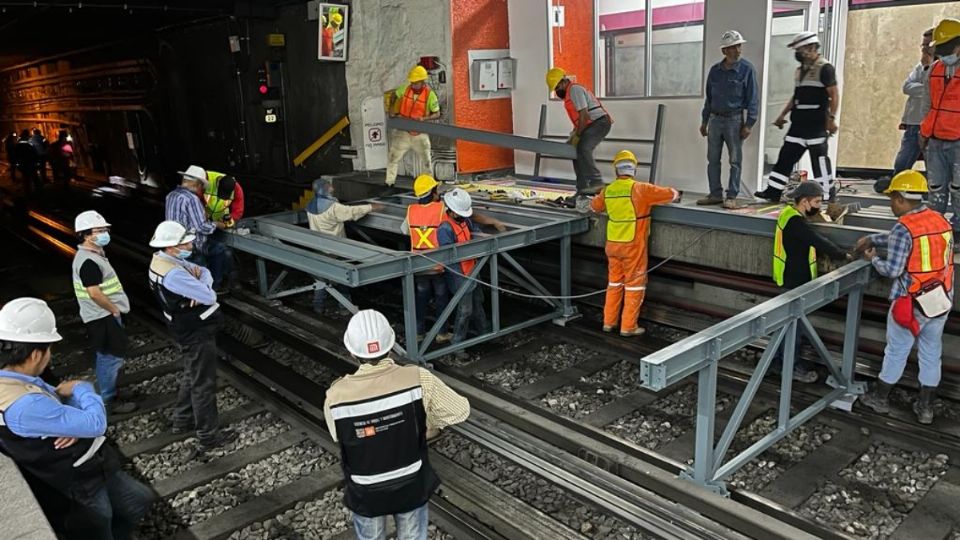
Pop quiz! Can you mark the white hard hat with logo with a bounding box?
[177,165,208,185]
[787,31,819,49]
[343,309,396,359]
[443,188,474,218]
[0,298,62,343]
[719,30,746,49]
[74,210,111,233]
[149,220,196,248]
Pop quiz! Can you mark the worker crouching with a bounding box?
[325,310,469,540]
[591,151,679,337]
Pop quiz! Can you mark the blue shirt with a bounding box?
[165,186,216,251]
[702,58,759,127]
[155,252,217,305]
[0,371,106,439]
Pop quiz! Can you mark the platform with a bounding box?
[0,450,57,539]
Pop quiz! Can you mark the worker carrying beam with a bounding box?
[755,32,840,204]
[546,67,613,213]
[385,65,441,187]
[590,150,678,337]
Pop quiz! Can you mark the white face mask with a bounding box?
[615,164,636,178]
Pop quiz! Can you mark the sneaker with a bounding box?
[436,332,453,344]
[696,195,723,206]
[170,421,195,435]
[602,325,614,333]
[199,429,238,451]
[792,368,818,384]
[722,199,740,210]
[754,187,783,203]
[620,327,646,338]
[107,400,138,415]
[575,196,592,213]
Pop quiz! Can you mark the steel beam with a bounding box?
[386,117,577,159]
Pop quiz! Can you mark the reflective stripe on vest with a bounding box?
[398,85,433,135]
[562,84,610,131]
[407,202,445,251]
[444,216,476,276]
[772,205,817,287]
[73,276,123,299]
[920,61,960,141]
[899,208,955,294]
[604,178,642,243]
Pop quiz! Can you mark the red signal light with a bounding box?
[258,85,268,95]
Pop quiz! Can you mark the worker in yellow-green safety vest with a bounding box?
[772,181,847,383]
[203,171,245,227]
[590,150,678,337]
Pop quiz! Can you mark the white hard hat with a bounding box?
[787,31,820,49]
[343,309,395,359]
[719,30,746,49]
[0,298,62,343]
[74,210,110,233]
[149,220,196,248]
[177,165,208,185]
[443,188,473,217]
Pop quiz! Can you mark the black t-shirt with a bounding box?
[781,216,846,289]
[78,259,103,287]
[818,64,837,87]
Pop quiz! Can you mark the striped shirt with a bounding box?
[165,186,216,251]
[323,358,470,442]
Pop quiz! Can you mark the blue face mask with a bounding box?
[92,232,110,247]
[175,249,192,260]
[942,54,960,66]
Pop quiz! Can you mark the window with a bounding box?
[597,0,705,98]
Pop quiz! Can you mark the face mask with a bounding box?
[794,51,806,62]
[555,87,566,99]
[805,206,821,217]
[175,249,192,260]
[93,232,110,247]
[942,54,960,66]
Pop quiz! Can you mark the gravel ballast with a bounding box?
[475,343,599,392]
[109,387,251,445]
[540,359,642,420]
[126,371,184,396]
[227,489,351,540]
[259,342,339,387]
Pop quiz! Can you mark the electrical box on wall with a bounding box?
[497,58,515,90]
[468,49,513,101]
[475,60,497,91]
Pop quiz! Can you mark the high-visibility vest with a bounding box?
[773,205,816,287]
[900,208,954,294]
[604,178,645,243]
[398,85,435,135]
[920,60,960,141]
[562,84,611,131]
[71,246,130,323]
[444,216,476,276]
[205,171,235,222]
[407,201,445,251]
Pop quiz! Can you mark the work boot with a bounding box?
[183,429,239,463]
[602,325,615,333]
[620,327,646,338]
[792,366,818,384]
[754,187,783,203]
[859,380,893,414]
[436,332,453,344]
[696,195,723,206]
[575,195,592,213]
[913,386,936,425]
[722,199,741,210]
[107,400,137,415]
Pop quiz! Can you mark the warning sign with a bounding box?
[368,127,382,143]
[360,96,387,170]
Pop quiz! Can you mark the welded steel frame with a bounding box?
[638,260,873,495]
[226,200,588,363]
[386,117,577,159]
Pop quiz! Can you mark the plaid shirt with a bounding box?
[165,186,216,252]
[869,205,929,300]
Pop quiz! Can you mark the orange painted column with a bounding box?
[551,0,595,92]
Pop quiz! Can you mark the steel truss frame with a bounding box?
[226,197,588,363]
[639,260,873,495]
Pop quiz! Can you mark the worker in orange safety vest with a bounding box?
[590,150,679,337]
[385,65,441,187]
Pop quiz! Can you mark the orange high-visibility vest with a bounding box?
[900,208,954,294]
[920,61,960,141]
[407,201,445,251]
[562,84,611,131]
[444,216,476,276]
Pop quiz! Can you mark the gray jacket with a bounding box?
[902,63,930,125]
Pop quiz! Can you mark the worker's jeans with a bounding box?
[574,115,612,196]
[94,352,123,403]
[205,237,231,289]
[415,273,449,335]
[386,130,432,185]
[171,330,220,445]
[924,138,960,229]
[879,304,948,387]
[706,114,743,199]
[353,503,428,540]
[447,278,489,344]
[70,470,155,540]
[893,125,922,174]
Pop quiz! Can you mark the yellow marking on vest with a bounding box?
[413,228,435,250]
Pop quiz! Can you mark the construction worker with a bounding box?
[858,171,953,425]
[403,175,451,340]
[771,182,847,383]
[202,170,244,290]
[148,221,237,456]
[324,309,469,540]
[893,28,935,175]
[0,298,155,538]
[72,210,137,414]
[755,32,839,203]
[546,67,613,212]
[590,150,678,336]
[385,65,440,187]
[307,177,383,315]
[438,189,490,359]
[699,30,759,209]
[920,18,960,232]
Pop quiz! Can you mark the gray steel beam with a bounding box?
[252,219,398,262]
[639,260,873,391]
[387,117,577,159]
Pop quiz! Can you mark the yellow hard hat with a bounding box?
[931,18,960,46]
[613,150,637,166]
[884,170,928,194]
[545,67,566,91]
[413,174,439,197]
[408,65,428,83]
[330,12,343,25]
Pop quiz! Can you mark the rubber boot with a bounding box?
[860,380,893,414]
[913,386,936,425]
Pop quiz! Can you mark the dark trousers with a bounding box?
[893,125,922,175]
[768,130,833,199]
[415,273,449,335]
[66,471,155,540]
[205,232,233,289]
[574,115,612,195]
[172,330,220,445]
[446,278,489,344]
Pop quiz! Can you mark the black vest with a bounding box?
[790,56,832,129]
[148,254,222,341]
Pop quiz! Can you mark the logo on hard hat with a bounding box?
[367,341,381,354]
